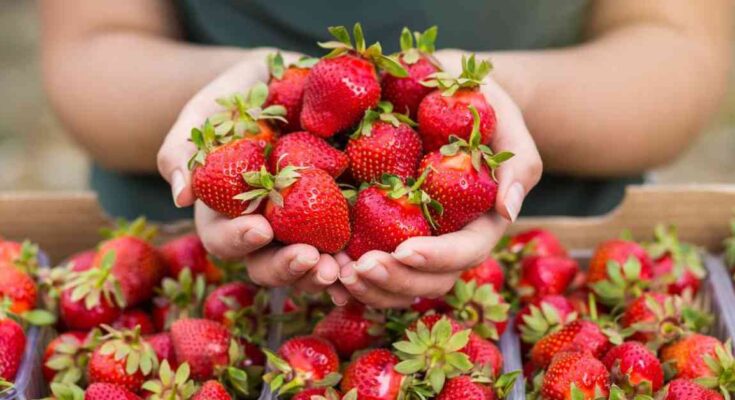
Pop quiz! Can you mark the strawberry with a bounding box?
[411,297,449,314]
[112,310,155,335]
[463,333,503,377]
[152,268,206,332]
[268,131,348,178]
[587,240,654,306]
[619,292,667,343]
[341,349,403,400]
[460,257,504,291]
[0,264,36,314]
[382,27,441,119]
[301,23,407,137]
[418,106,512,234]
[265,52,317,132]
[515,295,577,344]
[530,320,612,369]
[508,228,568,258]
[540,350,610,400]
[189,120,267,218]
[43,330,98,384]
[191,380,231,400]
[170,318,233,381]
[85,383,142,400]
[346,101,422,183]
[660,334,722,380]
[0,316,25,382]
[87,326,158,392]
[437,376,495,400]
[445,280,510,340]
[66,250,96,272]
[647,225,705,296]
[264,335,340,395]
[203,282,256,327]
[601,341,663,394]
[141,360,198,400]
[0,240,23,268]
[239,166,351,253]
[660,379,724,400]
[145,333,176,367]
[418,55,496,152]
[293,387,342,400]
[0,240,39,272]
[345,173,441,259]
[159,234,222,283]
[516,256,579,304]
[313,302,381,357]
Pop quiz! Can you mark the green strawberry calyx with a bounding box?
[267,51,318,80]
[440,106,514,178]
[235,164,303,214]
[646,224,706,286]
[374,171,443,230]
[398,26,438,65]
[44,328,101,385]
[46,382,85,400]
[312,388,358,400]
[318,23,408,78]
[63,250,126,310]
[696,339,735,398]
[142,360,199,400]
[628,294,712,350]
[0,297,56,327]
[445,279,510,341]
[100,217,157,242]
[97,325,159,377]
[155,267,206,330]
[214,340,255,398]
[11,240,40,276]
[263,349,342,395]
[224,288,270,345]
[352,101,416,139]
[422,54,492,96]
[591,256,651,309]
[519,302,578,345]
[211,82,287,134]
[393,317,473,395]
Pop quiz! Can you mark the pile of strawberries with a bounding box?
[497,227,734,400]
[188,24,513,256]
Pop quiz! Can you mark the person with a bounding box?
[40,0,732,308]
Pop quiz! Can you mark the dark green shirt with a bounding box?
[92,0,642,221]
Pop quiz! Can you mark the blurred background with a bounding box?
[0,0,733,192]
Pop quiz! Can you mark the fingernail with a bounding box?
[171,170,185,208]
[504,182,525,222]
[360,263,388,282]
[339,264,358,285]
[354,258,377,272]
[392,248,426,267]
[317,267,338,285]
[331,296,348,306]
[289,254,319,275]
[244,228,270,244]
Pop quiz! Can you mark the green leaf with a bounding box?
[394,358,425,375]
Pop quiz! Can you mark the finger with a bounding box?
[293,254,341,293]
[195,201,273,260]
[353,251,458,298]
[326,284,351,307]
[338,262,414,309]
[483,79,543,222]
[333,252,353,267]
[244,243,321,287]
[393,214,508,272]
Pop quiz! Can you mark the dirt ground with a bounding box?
[0,1,733,192]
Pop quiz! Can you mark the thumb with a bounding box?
[157,108,201,208]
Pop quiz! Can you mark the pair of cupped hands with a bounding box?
[158,48,542,308]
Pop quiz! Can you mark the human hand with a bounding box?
[330,49,543,308]
[157,48,340,292]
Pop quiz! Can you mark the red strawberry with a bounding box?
[411,296,449,313]
[463,333,503,377]
[159,234,222,283]
[381,27,440,119]
[530,320,611,369]
[240,166,351,253]
[619,292,668,343]
[587,239,653,284]
[660,334,722,380]
[446,280,510,340]
[152,268,206,332]
[517,256,579,303]
[602,341,663,393]
[66,250,96,272]
[647,225,705,296]
[508,228,568,258]
[418,106,512,235]
[112,310,155,335]
[0,316,25,381]
[346,102,422,183]
[345,173,441,259]
[0,240,23,268]
[265,52,316,132]
[341,349,403,400]
[264,335,340,394]
[145,332,176,367]
[170,318,232,381]
[437,376,495,400]
[0,265,37,314]
[87,327,158,392]
[660,379,724,400]
[313,302,380,357]
[540,350,610,400]
[301,23,407,137]
[460,257,504,291]
[192,380,231,400]
[268,131,348,178]
[189,121,267,218]
[515,295,577,344]
[418,55,496,152]
[408,313,464,333]
[42,331,95,383]
[59,255,124,330]
[203,282,256,327]
[653,254,702,296]
[85,383,142,400]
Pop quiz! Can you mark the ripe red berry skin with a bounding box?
[437,375,496,400]
[661,379,724,400]
[159,234,222,283]
[192,380,231,400]
[266,67,310,132]
[146,332,176,367]
[619,292,668,342]
[88,349,147,393]
[59,288,121,330]
[509,228,568,258]
[462,333,503,377]
[85,383,142,400]
[170,318,232,381]
[587,239,654,284]
[278,336,340,382]
[541,350,610,400]
[269,132,349,178]
[382,56,439,119]
[517,256,579,304]
[313,302,378,358]
[661,334,722,380]
[530,320,611,369]
[0,318,25,381]
[602,341,664,392]
[203,282,255,327]
[347,121,423,184]
[652,254,701,296]
[460,257,504,291]
[418,88,496,153]
[0,265,37,314]
[341,349,403,400]
[301,54,381,138]
[112,310,155,335]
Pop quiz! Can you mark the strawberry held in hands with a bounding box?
[265,52,317,132]
[382,26,441,118]
[345,172,442,260]
[418,106,512,235]
[301,23,407,137]
[347,101,423,183]
[238,166,351,253]
[268,131,348,178]
[418,54,496,152]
